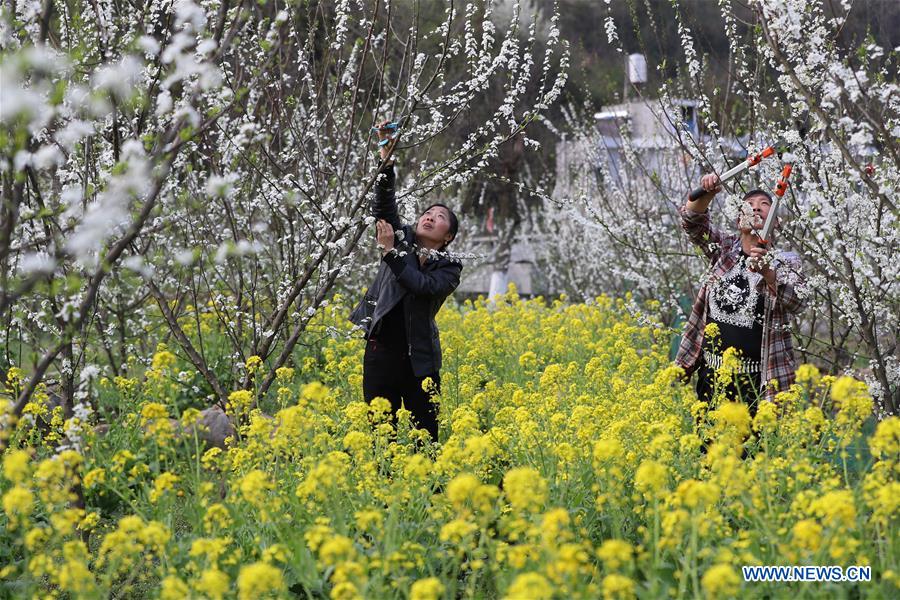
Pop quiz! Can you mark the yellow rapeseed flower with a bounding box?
[140,520,172,553]
[159,575,189,600]
[701,563,740,597]
[330,581,362,600]
[791,519,823,553]
[711,402,751,442]
[715,347,742,388]
[57,558,95,595]
[597,539,633,571]
[189,536,232,564]
[354,509,383,533]
[24,527,49,552]
[540,508,571,544]
[601,573,636,599]
[227,390,254,416]
[6,366,25,386]
[149,472,179,503]
[593,438,624,465]
[238,469,272,504]
[2,486,34,522]
[151,345,177,371]
[180,407,202,428]
[503,467,548,512]
[795,364,821,386]
[410,577,445,600]
[196,567,230,600]
[518,351,538,370]
[504,572,553,600]
[634,460,668,500]
[438,518,478,545]
[83,467,106,490]
[2,449,30,483]
[447,473,480,509]
[318,535,356,567]
[752,400,778,433]
[675,479,720,510]
[869,417,900,458]
[204,503,233,532]
[236,561,285,600]
[809,490,857,529]
[275,366,295,383]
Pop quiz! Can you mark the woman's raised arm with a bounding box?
[372,121,402,230]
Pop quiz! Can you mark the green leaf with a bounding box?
[50,80,67,105]
[179,125,196,141]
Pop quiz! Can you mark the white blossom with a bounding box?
[92,56,144,101]
[19,253,56,275]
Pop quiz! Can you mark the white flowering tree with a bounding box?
[546,0,898,414]
[0,0,568,426]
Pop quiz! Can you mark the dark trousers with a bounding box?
[695,359,762,456]
[363,338,440,442]
[695,359,762,418]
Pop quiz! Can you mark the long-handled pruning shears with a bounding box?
[748,159,794,273]
[693,114,807,253]
[758,161,794,245]
[687,140,795,246]
[687,144,781,201]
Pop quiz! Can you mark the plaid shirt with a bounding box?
[675,206,807,401]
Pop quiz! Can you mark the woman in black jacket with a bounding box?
[349,122,462,443]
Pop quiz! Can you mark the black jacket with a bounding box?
[349,164,462,377]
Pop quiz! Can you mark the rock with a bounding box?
[104,405,242,449]
[187,405,236,449]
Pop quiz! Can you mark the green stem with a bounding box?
[690,517,701,600]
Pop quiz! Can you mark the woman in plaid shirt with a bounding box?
[675,174,807,415]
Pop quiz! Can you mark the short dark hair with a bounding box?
[742,189,773,203]
[422,202,459,247]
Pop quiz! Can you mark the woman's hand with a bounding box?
[374,120,398,161]
[376,219,395,254]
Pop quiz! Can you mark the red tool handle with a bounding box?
[774,164,792,197]
[687,146,777,201]
[749,146,776,166]
[758,163,794,245]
